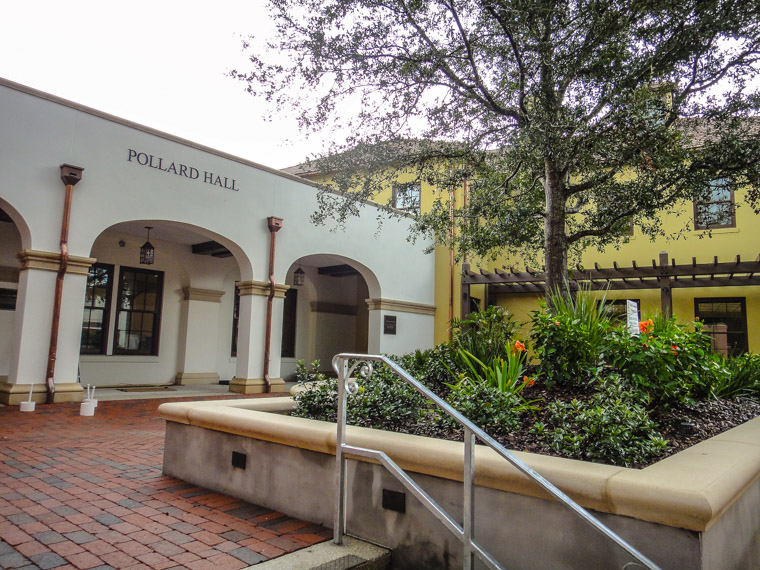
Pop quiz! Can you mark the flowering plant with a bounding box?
[453,344,537,405]
[638,319,654,333]
[604,317,717,407]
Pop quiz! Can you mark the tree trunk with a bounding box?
[543,159,568,305]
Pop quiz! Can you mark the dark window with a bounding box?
[601,299,640,324]
[114,266,163,355]
[694,178,735,229]
[231,285,240,357]
[80,264,114,354]
[281,288,297,357]
[392,183,421,215]
[694,297,748,356]
[0,287,17,310]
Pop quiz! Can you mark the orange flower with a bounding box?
[638,319,654,333]
[523,376,535,387]
[554,320,561,326]
[671,345,679,356]
[514,340,526,352]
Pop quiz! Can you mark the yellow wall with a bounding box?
[489,187,759,352]
[294,170,759,353]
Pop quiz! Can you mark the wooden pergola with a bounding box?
[461,251,760,317]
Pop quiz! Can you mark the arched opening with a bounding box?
[280,254,376,378]
[0,202,26,379]
[80,220,250,387]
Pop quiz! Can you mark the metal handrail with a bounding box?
[332,353,661,570]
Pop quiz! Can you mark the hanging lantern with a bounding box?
[293,267,305,286]
[140,226,155,265]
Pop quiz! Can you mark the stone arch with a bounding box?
[280,253,377,377]
[77,219,253,386]
[0,199,29,379]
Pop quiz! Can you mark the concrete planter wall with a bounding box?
[159,398,760,569]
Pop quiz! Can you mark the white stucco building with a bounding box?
[0,78,435,405]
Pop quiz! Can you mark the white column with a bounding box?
[175,288,225,385]
[1,250,93,404]
[229,280,288,393]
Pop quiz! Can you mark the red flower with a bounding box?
[671,345,679,356]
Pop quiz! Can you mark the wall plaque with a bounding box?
[384,315,397,335]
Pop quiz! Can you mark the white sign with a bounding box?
[627,300,640,336]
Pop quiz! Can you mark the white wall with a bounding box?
[0,78,435,389]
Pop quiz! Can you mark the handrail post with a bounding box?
[463,427,475,570]
[334,355,347,545]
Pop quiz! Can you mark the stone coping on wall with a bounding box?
[158,397,760,533]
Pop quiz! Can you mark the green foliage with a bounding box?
[537,375,668,467]
[291,376,339,422]
[294,359,328,383]
[237,0,760,299]
[292,360,430,432]
[530,287,613,386]
[450,306,517,365]
[711,353,760,399]
[346,363,431,431]
[395,344,460,397]
[603,318,718,407]
[441,378,524,437]
[454,347,530,397]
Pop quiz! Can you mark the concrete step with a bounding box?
[248,536,391,569]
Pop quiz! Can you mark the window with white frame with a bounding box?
[694,178,735,229]
[392,183,421,215]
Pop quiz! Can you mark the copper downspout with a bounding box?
[45,165,84,404]
[263,216,283,393]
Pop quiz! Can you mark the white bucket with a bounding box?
[85,398,98,408]
[20,401,35,412]
[80,401,95,416]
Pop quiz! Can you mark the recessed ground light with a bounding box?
[231,451,247,469]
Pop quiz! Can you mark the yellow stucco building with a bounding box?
[284,164,759,355]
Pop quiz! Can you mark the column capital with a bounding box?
[182,288,225,302]
[237,280,289,298]
[18,250,96,276]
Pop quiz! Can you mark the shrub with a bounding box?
[530,287,613,387]
[711,353,760,399]
[537,375,668,467]
[292,358,430,432]
[395,344,460,397]
[292,376,339,422]
[451,305,518,365]
[440,378,525,436]
[294,359,328,383]
[603,318,718,407]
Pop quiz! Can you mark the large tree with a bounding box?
[234,0,760,296]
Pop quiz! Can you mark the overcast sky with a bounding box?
[2,1,316,169]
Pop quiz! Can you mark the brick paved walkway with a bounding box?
[0,397,330,569]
